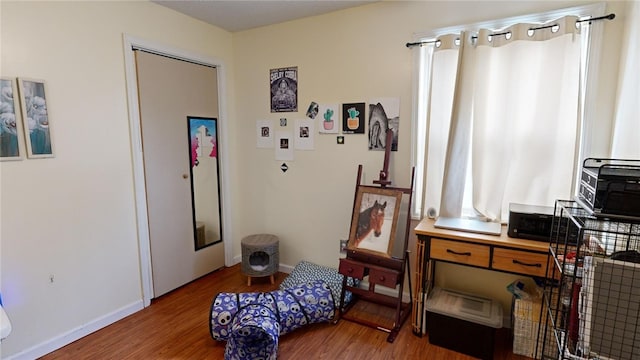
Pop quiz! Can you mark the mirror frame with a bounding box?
[187,116,223,250]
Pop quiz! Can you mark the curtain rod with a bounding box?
[406,13,615,48]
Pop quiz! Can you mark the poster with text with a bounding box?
[270,67,298,113]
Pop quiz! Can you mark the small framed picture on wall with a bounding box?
[18,78,54,158]
[0,77,25,161]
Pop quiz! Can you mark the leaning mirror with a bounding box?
[187,116,222,250]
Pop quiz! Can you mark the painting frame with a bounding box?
[18,77,54,158]
[0,77,25,161]
[347,186,402,257]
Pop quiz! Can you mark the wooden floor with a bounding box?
[41,264,532,359]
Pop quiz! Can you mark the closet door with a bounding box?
[135,50,224,297]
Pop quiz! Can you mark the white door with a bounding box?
[135,50,225,297]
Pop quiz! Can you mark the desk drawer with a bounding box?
[369,267,399,288]
[339,259,366,280]
[492,248,548,277]
[430,239,490,268]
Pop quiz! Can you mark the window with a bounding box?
[411,3,609,222]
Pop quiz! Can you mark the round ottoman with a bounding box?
[241,234,279,286]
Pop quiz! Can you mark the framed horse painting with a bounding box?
[347,186,402,257]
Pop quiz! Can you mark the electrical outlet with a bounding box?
[339,239,348,252]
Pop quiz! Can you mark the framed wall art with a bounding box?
[368,98,400,151]
[342,102,365,134]
[318,103,339,134]
[270,67,298,113]
[18,78,54,158]
[0,77,24,161]
[347,186,402,257]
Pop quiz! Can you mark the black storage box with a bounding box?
[425,288,502,360]
[577,158,640,217]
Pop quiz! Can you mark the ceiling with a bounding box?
[152,0,377,32]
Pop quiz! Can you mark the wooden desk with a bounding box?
[412,218,549,335]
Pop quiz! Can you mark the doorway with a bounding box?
[123,35,232,305]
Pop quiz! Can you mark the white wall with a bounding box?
[0,1,233,358]
[231,0,631,314]
[0,0,636,358]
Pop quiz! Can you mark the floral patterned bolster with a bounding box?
[279,260,359,307]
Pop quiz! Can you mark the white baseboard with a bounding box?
[4,301,143,360]
[232,255,294,275]
[278,263,294,274]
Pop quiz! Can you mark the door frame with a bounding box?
[122,34,233,306]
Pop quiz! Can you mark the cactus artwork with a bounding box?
[346,107,360,130]
[324,108,334,121]
[341,102,365,134]
[318,104,339,133]
[323,108,334,130]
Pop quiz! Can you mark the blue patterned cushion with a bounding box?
[279,260,358,307]
[210,280,335,359]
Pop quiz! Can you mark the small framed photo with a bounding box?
[18,78,54,158]
[348,186,402,257]
[0,77,25,161]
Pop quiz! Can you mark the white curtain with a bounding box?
[611,1,640,159]
[429,16,583,221]
[423,35,459,218]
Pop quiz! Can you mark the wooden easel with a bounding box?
[335,130,415,343]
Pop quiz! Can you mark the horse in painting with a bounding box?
[355,200,387,247]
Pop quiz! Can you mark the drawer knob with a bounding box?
[512,259,542,267]
[347,268,353,273]
[379,276,386,281]
[446,249,471,256]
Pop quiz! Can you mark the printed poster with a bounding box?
[270,67,298,113]
[317,104,339,134]
[368,98,400,151]
[256,119,274,148]
[342,102,365,134]
[275,131,294,161]
[294,118,314,150]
